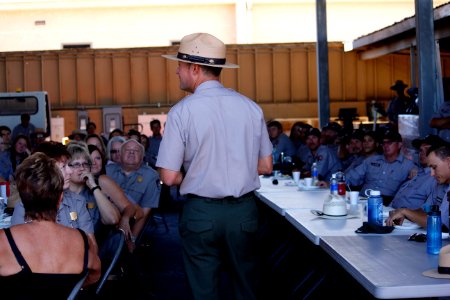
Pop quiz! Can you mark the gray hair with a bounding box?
[106,136,126,160]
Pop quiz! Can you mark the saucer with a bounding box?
[298,185,324,191]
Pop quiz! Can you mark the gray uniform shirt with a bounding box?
[106,163,160,208]
[390,168,437,209]
[425,184,450,230]
[299,144,342,181]
[11,189,94,234]
[432,101,450,143]
[346,153,415,197]
[156,80,272,198]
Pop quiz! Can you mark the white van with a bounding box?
[0,91,51,137]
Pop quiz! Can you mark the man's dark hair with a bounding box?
[267,120,283,131]
[427,144,450,160]
[200,65,222,77]
[150,119,161,127]
[0,125,11,133]
[33,141,71,161]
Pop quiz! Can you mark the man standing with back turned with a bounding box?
[157,33,273,300]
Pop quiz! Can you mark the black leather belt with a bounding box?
[186,191,254,201]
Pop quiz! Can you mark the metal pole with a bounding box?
[415,0,438,137]
[316,0,330,129]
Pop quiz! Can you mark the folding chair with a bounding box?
[67,272,88,300]
[95,228,126,295]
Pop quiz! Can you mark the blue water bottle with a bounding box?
[330,174,338,195]
[312,162,318,185]
[427,205,442,255]
[367,190,383,226]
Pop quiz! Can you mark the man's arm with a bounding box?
[430,116,450,130]
[385,208,427,227]
[258,154,273,175]
[159,168,183,186]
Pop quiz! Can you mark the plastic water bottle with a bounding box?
[367,190,383,226]
[330,174,338,195]
[427,205,442,255]
[312,162,318,185]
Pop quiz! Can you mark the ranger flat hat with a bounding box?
[162,33,239,69]
[423,245,450,279]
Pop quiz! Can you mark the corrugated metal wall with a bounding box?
[1,43,449,136]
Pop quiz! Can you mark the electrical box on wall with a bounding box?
[77,111,89,130]
[103,106,123,136]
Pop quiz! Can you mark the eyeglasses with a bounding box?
[68,162,92,169]
[408,233,427,242]
[110,150,120,154]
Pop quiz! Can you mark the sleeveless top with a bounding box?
[0,228,89,300]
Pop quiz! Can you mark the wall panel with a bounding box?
[1,43,448,137]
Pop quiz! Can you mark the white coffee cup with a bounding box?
[348,191,359,205]
[304,177,313,187]
[292,171,300,184]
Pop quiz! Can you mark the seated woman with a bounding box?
[67,143,121,246]
[0,152,101,298]
[88,144,139,249]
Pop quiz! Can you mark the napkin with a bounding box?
[355,222,394,234]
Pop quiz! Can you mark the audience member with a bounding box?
[289,121,312,150]
[267,120,296,165]
[320,122,342,153]
[345,130,415,205]
[344,130,380,172]
[108,128,124,140]
[86,133,106,156]
[87,144,138,250]
[0,134,31,182]
[386,80,409,126]
[0,126,12,151]
[126,129,140,141]
[390,134,445,209]
[30,128,46,151]
[106,136,126,165]
[157,32,272,300]
[0,152,101,297]
[11,142,96,245]
[339,130,363,171]
[299,127,341,181]
[147,119,163,168]
[68,129,87,141]
[386,144,450,231]
[86,121,108,146]
[429,78,450,143]
[11,113,36,140]
[67,144,121,234]
[106,139,160,245]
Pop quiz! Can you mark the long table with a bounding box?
[255,176,450,299]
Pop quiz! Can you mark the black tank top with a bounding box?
[0,227,89,300]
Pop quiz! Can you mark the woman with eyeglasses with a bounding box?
[67,143,121,237]
[87,144,137,248]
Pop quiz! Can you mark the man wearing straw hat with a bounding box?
[157,33,273,299]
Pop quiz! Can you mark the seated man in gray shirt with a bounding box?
[106,139,160,249]
[345,130,415,205]
[390,134,445,209]
[386,144,450,231]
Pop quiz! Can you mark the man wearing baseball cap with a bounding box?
[157,33,272,299]
[298,127,341,180]
[346,130,415,205]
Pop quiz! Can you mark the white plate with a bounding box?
[298,186,325,191]
[310,210,360,219]
[284,181,297,187]
[394,220,421,230]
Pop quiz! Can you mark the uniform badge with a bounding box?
[137,176,143,183]
[70,212,78,221]
[87,202,95,209]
